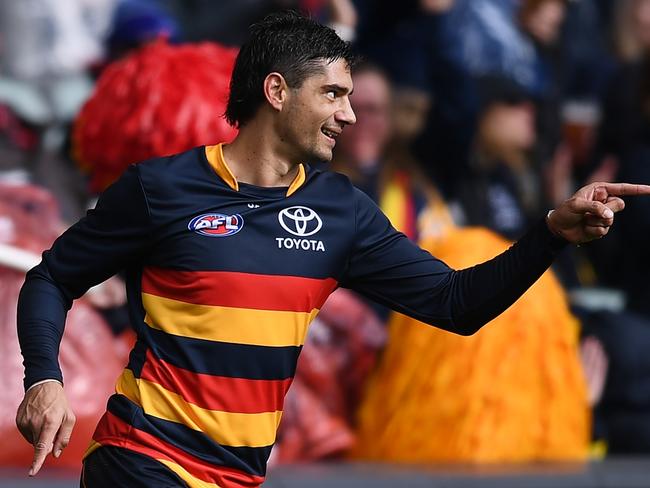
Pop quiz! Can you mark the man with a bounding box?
[15,11,650,488]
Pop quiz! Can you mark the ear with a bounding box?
[263,72,288,112]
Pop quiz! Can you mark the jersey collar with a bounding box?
[205,144,306,197]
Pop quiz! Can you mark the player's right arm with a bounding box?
[15,164,154,476]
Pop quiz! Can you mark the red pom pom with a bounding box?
[74,39,238,192]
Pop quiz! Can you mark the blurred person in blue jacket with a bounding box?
[353,0,475,198]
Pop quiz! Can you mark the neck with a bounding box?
[222,118,301,187]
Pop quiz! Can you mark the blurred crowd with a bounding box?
[2,0,650,471]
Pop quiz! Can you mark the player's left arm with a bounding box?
[342,182,650,335]
[546,182,650,243]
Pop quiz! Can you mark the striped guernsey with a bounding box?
[18,143,566,487]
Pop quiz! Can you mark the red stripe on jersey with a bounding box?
[140,350,292,413]
[93,411,265,488]
[142,268,337,312]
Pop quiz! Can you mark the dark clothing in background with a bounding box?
[611,147,650,316]
[458,163,537,241]
[356,7,478,198]
[581,309,650,453]
[598,61,650,160]
[561,0,615,101]
[155,0,299,45]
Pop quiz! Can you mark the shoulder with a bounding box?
[123,146,213,221]
[303,168,383,222]
[305,167,365,202]
[136,146,207,185]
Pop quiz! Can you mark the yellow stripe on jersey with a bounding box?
[142,293,318,347]
[286,163,306,197]
[84,440,102,458]
[205,144,238,191]
[157,459,222,488]
[116,369,282,448]
[205,143,306,197]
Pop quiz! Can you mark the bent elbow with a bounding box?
[419,314,483,336]
[449,315,485,336]
[454,324,482,336]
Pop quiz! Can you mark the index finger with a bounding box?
[597,183,650,197]
[30,421,58,476]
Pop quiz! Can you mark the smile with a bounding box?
[321,128,340,141]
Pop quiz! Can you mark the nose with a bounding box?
[337,96,357,126]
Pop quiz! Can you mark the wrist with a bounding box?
[544,210,570,249]
[546,209,562,237]
[26,379,63,393]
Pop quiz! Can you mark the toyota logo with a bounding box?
[278,206,323,237]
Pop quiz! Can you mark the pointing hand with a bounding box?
[546,182,650,244]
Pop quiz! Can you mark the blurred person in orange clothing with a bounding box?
[343,69,598,464]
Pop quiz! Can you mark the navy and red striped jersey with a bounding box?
[18,144,566,487]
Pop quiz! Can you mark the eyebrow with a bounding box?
[324,84,354,96]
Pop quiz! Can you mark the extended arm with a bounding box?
[344,182,650,335]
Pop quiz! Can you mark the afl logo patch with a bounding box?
[188,213,244,237]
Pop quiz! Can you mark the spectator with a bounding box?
[599,0,650,159]
[561,1,650,456]
[448,0,567,96]
[353,0,475,198]
[457,76,542,240]
[587,0,650,310]
[332,63,454,242]
[105,0,181,61]
[518,0,568,161]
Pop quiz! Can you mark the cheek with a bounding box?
[482,110,535,148]
[504,115,536,146]
[281,106,315,142]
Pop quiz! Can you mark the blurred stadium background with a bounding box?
[3,0,650,486]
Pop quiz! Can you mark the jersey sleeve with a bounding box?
[17,165,154,389]
[341,189,568,335]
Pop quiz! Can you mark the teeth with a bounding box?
[322,129,337,138]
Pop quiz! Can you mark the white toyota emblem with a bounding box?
[278,206,323,237]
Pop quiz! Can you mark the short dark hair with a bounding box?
[225,11,356,128]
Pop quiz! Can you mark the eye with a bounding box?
[325,90,337,100]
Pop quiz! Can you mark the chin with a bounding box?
[306,147,333,163]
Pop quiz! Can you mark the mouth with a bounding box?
[321,127,341,145]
